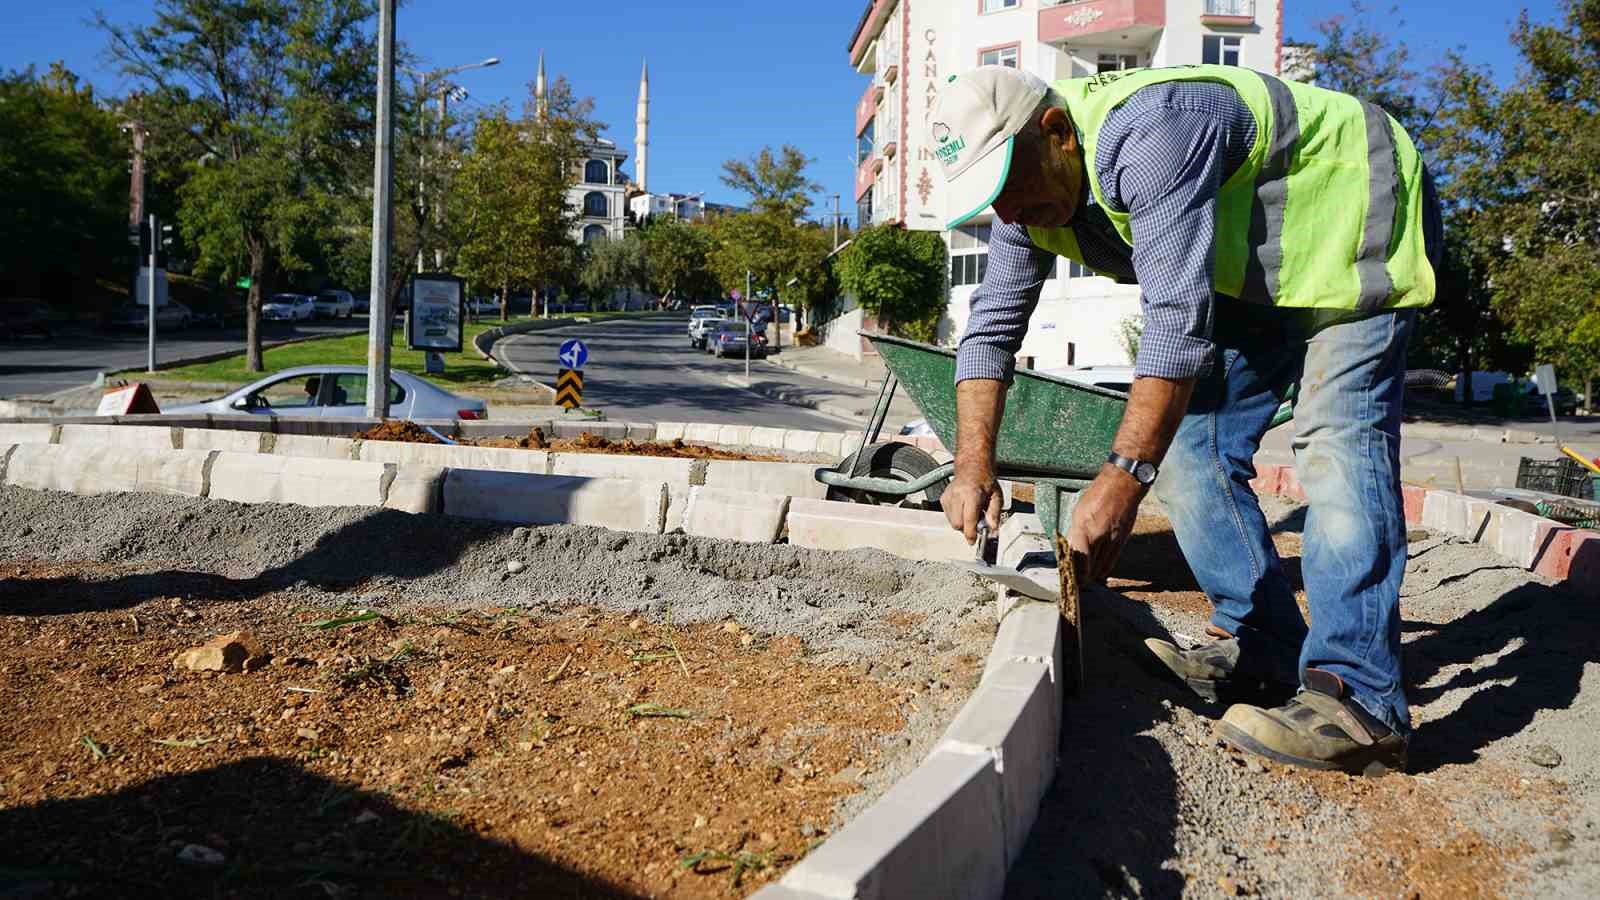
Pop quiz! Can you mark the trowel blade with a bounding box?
[953,561,1060,603]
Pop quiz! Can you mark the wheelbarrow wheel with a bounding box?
[826,441,947,509]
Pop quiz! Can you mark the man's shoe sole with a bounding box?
[1216,721,1405,777]
[1144,638,1294,706]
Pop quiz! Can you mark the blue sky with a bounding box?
[0,1,1569,223]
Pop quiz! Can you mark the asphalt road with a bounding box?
[494,316,855,430]
[0,318,369,400]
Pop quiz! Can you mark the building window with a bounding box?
[584,160,609,184]
[856,189,873,234]
[980,45,1020,68]
[582,224,607,244]
[856,119,875,166]
[981,0,1018,12]
[1204,0,1255,18]
[949,225,990,287]
[1097,53,1139,73]
[582,191,608,218]
[1202,35,1242,66]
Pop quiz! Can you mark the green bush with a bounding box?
[834,225,948,343]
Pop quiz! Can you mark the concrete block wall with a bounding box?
[4,443,209,497]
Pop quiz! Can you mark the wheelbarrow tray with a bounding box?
[868,333,1125,479]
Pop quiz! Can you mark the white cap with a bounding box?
[928,67,1049,229]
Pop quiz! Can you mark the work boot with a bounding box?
[1143,633,1297,705]
[1216,668,1408,776]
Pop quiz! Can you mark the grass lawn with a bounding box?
[139,312,652,389]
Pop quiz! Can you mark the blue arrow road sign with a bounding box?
[558,338,588,370]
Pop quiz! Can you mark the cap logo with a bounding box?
[932,122,951,143]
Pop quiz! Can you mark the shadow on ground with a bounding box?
[0,757,637,899]
[1004,587,1197,899]
[1403,580,1600,772]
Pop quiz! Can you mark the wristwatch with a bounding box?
[1107,452,1159,486]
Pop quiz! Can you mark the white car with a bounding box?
[688,307,725,349]
[165,365,488,420]
[313,290,355,319]
[466,296,500,315]
[262,293,314,321]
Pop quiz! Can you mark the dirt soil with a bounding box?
[1007,494,1600,899]
[357,424,789,462]
[0,486,993,899]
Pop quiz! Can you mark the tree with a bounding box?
[834,224,948,343]
[0,64,127,302]
[1117,314,1144,363]
[1459,2,1600,410]
[452,73,600,320]
[579,232,649,310]
[100,0,376,371]
[641,217,716,303]
[454,109,535,321]
[719,145,823,221]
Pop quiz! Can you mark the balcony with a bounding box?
[856,82,884,136]
[1200,0,1254,26]
[1038,0,1165,47]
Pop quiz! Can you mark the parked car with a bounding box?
[709,321,766,359]
[263,293,315,322]
[164,365,487,420]
[688,312,725,350]
[1524,383,1580,417]
[0,298,52,340]
[351,292,370,314]
[565,297,591,313]
[313,289,355,319]
[899,366,1132,437]
[105,300,193,332]
[466,296,500,315]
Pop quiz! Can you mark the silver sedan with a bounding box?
[165,365,487,420]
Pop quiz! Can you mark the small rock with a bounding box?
[296,727,320,741]
[176,844,226,866]
[1530,745,1563,768]
[740,634,756,647]
[507,559,526,575]
[353,810,382,825]
[721,622,742,634]
[1406,528,1431,543]
[692,815,707,830]
[513,527,529,541]
[135,683,162,696]
[1245,760,1265,775]
[628,618,645,631]
[759,831,776,845]
[174,631,267,673]
[1544,825,1576,851]
[1217,876,1242,896]
[800,823,817,838]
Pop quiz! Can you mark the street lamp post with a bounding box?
[402,57,500,274]
[365,0,397,418]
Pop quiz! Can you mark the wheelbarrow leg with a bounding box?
[1035,479,1088,697]
[848,373,900,478]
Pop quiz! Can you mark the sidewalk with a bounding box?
[764,343,890,390]
[728,344,925,431]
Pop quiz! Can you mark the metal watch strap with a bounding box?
[1107,451,1158,485]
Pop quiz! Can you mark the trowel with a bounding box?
[954,521,1060,603]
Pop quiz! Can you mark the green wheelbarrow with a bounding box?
[813,333,1296,546]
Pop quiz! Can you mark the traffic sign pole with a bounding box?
[147,213,157,373]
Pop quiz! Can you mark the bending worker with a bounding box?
[932,65,1440,775]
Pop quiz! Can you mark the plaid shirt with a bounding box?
[955,81,1258,383]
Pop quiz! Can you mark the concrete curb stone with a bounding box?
[441,469,667,533]
[779,750,1007,900]
[208,452,388,507]
[4,443,212,498]
[679,487,790,543]
[0,423,58,446]
[786,498,973,561]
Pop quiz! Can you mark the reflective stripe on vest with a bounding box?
[1356,100,1400,312]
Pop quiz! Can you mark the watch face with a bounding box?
[1134,462,1158,484]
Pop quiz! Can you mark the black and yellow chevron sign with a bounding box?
[555,368,583,409]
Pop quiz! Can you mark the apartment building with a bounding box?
[847,0,1283,369]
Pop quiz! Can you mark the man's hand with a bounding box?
[943,470,1003,545]
[945,378,1009,545]
[1067,465,1146,583]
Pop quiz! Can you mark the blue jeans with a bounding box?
[1154,306,1416,736]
